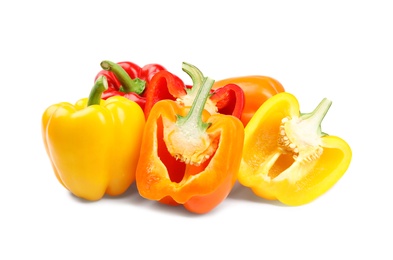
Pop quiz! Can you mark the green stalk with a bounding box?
[300,98,332,136]
[177,62,214,131]
[100,60,145,95]
[87,76,108,106]
[182,62,205,96]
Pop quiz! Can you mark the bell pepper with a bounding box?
[213,75,285,126]
[95,60,167,110]
[238,92,352,206]
[42,76,145,201]
[135,62,244,214]
[143,68,245,120]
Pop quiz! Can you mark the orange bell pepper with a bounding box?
[135,62,244,214]
[213,75,285,126]
[238,92,352,206]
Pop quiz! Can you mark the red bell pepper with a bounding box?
[95,60,167,110]
[143,67,245,119]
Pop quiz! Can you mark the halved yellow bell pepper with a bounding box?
[238,92,352,206]
[42,76,145,201]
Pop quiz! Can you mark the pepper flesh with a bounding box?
[238,92,352,206]
[136,62,244,214]
[213,75,285,126]
[42,76,145,200]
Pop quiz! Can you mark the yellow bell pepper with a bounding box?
[42,76,145,201]
[238,92,352,206]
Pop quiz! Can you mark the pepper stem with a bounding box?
[162,62,217,166]
[182,62,205,96]
[100,60,145,95]
[300,98,332,136]
[87,76,108,106]
[177,62,214,131]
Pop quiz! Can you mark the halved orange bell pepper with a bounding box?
[135,62,244,214]
[238,92,352,206]
[42,76,145,201]
[213,75,285,126]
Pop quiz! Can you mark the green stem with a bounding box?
[300,98,332,135]
[100,60,145,95]
[87,76,108,106]
[177,62,214,131]
[182,62,205,96]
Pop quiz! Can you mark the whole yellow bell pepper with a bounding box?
[238,92,352,206]
[42,76,145,201]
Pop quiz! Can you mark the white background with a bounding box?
[1,0,392,259]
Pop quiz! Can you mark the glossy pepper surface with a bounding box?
[143,68,245,120]
[42,76,145,201]
[238,92,352,206]
[95,60,167,110]
[136,62,244,214]
[213,75,285,126]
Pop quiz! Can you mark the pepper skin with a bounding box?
[42,76,145,201]
[136,62,244,214]
[238,92,352,206]
[213,75,285,126]
[143,68,245,120]
[143,70,187,118]
[95,60,167,110]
